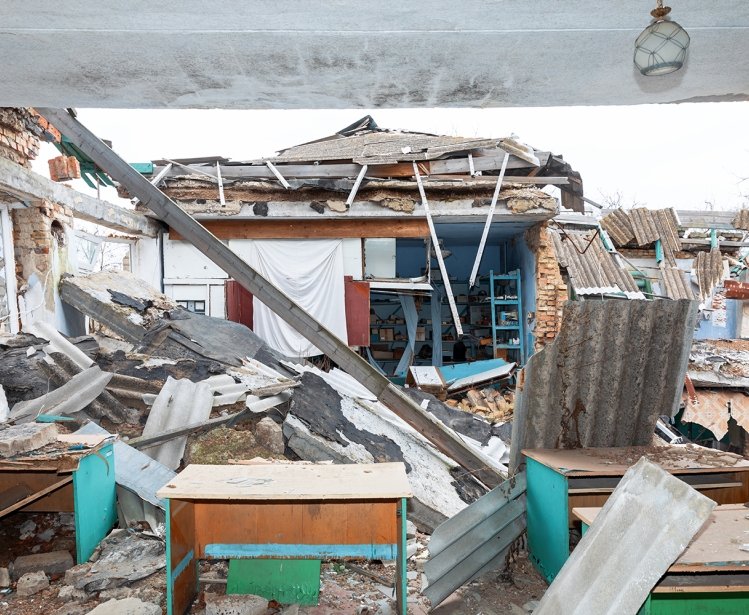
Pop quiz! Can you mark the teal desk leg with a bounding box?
[396,498,408,615]
[73,444,116,563]
[526,457,569,582]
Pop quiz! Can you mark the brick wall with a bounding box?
[0,108,44,168]
[526,223,568,350]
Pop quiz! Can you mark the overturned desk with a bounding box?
[157,462,412,615]
[574,505,749,614]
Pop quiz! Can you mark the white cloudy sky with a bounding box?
[34,102,749,211]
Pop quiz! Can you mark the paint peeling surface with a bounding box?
[510,299,698,471]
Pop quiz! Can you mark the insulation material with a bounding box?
[683,389,749,440]
[246,240,348,357]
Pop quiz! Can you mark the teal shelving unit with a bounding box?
[490,269,524,365]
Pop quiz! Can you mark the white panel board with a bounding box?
[364,238,396,279]
[163,235,228,279]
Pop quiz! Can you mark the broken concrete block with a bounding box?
[254,416,285,454]
[58,584,89,602]
[204,593,268,615]
[0,566,10,587]
[12,549,74,579]
[0,422,58,457]
[64,530,164,592]
[16,570,49,596]
[85,598,161,615]
[534,457,716,615]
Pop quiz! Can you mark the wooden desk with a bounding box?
[573,505,749,614]
[522,446,749,583]
[157,462,412,615]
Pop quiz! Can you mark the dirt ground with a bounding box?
[2,511,547,615]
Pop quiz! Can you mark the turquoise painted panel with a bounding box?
[526,457,569,583]
[205,543,397,560]
[166,500,173,615]
[643,592,749,614]
[228,559,321,605]
[73,444,117,563]
[439,358,509,382]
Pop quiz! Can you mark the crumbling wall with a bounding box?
[0,108,44,168]
[12,200,77,330]
[526,223,567,350]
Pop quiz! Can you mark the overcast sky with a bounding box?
[34,102,749,211]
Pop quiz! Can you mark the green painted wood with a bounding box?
[645,592,749,614]
[130,162,154,174]
[227,559,321,605]
[73,444,117,563]
[526,456,570,583]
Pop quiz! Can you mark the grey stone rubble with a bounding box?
[0,422,58,457]
[16,571,49,596]
[12,550,74,579]
[85,597,161,615]
[204,593,269,615]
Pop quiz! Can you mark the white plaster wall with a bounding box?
[131,234,163,290]
[163,235,228,280]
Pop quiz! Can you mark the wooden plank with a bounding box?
[168,218,430,241]
[158,462,411,500]
[193,500,398,556]
[0,475,72,518]
[0,156,161,237]
[0,471,75,513]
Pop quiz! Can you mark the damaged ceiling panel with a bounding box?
[510,299,698,472]
[550,230,642,297]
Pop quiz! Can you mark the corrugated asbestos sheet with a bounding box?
[509,299,698,472]
[600,208,681,265]
[551,230,641,296]
[733,208,749,231]
[694,247,724,300]
[424,473,526,608]
[660,266,695,300]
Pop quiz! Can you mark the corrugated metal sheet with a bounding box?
[551,230,640,295]
[424,473,526,608]
[660,266,695,300]
[694,247,724,300]
[510,299,698,472]
[599,209,634,245]
[733,208,749,231]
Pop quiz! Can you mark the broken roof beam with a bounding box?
[41,108,505,489]
[0,156,162,238]
[153,152,553,182]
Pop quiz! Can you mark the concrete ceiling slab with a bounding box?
[1,1,748,109]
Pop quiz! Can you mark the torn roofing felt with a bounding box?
[509,299,698,473]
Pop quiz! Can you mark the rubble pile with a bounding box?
[0,270,515,614]
[446,386,515,423]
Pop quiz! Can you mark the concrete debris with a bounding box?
[284,372,489,530]
[64,530,165,593]
[16,570,49,596]
[0,422,58,457]
[0,567,10,587]
[57,584,89,602]
[204,593,268,615]
[253,416,285,454]
[12,550,74,579]
[85,598,161,615]
[0,384,8,423]
[534,458,715,615]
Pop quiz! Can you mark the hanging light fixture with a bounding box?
[634,1,690,76]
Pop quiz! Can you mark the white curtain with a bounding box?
[246,239,348,357]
